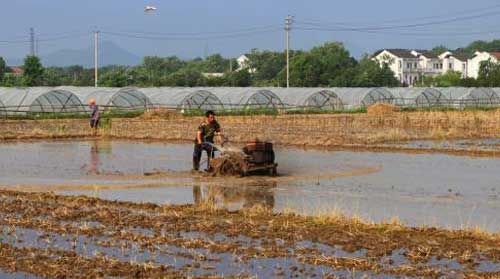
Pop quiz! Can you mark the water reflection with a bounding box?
[193,181,276,211]
[87,141,112,175]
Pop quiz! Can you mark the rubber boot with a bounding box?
[193,158,200,171]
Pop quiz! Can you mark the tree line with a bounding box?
[1,40,500,88]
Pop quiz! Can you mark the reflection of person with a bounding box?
[192,110,222,171]
[89,141,100,175]
[89,99,100,129]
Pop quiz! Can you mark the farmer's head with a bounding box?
[89,99,96,106]
[205,110,215,123]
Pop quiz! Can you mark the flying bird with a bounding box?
[144,5,157,12]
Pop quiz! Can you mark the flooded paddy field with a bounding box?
[0,140,498,231]
[0,140,498,278]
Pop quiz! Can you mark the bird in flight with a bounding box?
[144,5,157,12]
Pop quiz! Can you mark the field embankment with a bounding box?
[1,110,498,147]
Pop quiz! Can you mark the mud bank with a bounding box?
[1,111,499,149]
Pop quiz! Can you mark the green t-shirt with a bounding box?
[197,120,221,143]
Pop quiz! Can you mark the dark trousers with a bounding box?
[193,143,215,170]
[90,119,99,129]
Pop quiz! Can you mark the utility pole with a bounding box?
[94,30,99,87]
[29,27,35,56]
[229,59,233,72]
[285,15,293,88]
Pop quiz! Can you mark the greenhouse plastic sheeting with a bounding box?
[273,88,343,110]
[439,87,499,107]
[142,87,224,111]
[67,87,152,110]
[208,87,284,110]
[334,88,394,109]
[0,87,85,114]
[388,87,448,107]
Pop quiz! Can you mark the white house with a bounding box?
[439,51,468,78]
[467,51,500,79]
[373,49,421,85]
[236,55,256,73]
[374,48,500,83]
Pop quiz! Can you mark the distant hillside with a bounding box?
[7,41,141,68]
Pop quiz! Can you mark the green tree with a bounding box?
[99,66,134,87]
[353,56,399,87]
[477,59,500,86]
[246,49,286,83]
[431,45,449,56]
[165,68,206,87]
[277,42,357,87]
[22,55,44,86]
[225,70,251,87]
[42,68,63,86]
[0,56,6,82]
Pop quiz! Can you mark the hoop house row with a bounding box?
[0,87,499,115]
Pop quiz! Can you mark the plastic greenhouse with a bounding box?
[68,87,152,110]
[142,88,224,111]
[209,87,284,110]
[439,87,499,107]
[389,87,448,107]
[273,88,344,110]
[0,87,85,114]
[334,88,394,109]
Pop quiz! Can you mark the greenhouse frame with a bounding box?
[142,87,224,111]
[209,87,284,110]
[0,87,85,114]
[389,87,449,107]
[273,88,344,110]
[334,88,395,109]
[69,87,152,110]
[440,87,500,108]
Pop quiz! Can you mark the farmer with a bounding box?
[89,99,100,129]
[193,110,222,171]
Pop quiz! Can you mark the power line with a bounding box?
[299,3,500,26]
[100,28,281,41]
[294,26,500,38]
[108,24,281,37]
[294,9,500,32]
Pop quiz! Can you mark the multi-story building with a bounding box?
[373,48,500,84]
[439,51,469,78]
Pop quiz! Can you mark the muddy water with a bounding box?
[0,140,499,232]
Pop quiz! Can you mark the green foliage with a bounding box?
[246,49,287,82]
[477,59,500,86]
[353,56,399,87]
[99,66,134,87]
[0,56,6,82]
[463,39,500,55]
[277,42,358,87]
[431,46,449,56]
[417,71,463,87]
[22,55,44,86]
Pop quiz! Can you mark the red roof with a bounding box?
[490,52,500,60]
[9,66,24,75]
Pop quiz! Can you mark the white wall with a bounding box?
[468,52,498,79]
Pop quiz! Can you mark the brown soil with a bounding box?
[1,110,498,149]
[0,190,498,278]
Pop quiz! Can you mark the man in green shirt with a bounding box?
[193,110,222,171]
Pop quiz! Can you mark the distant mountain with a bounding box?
[7,41,142,68]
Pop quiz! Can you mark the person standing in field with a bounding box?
[193,110,222,171]
[89,99,100,129]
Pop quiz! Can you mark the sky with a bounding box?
[1,0,500,64]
